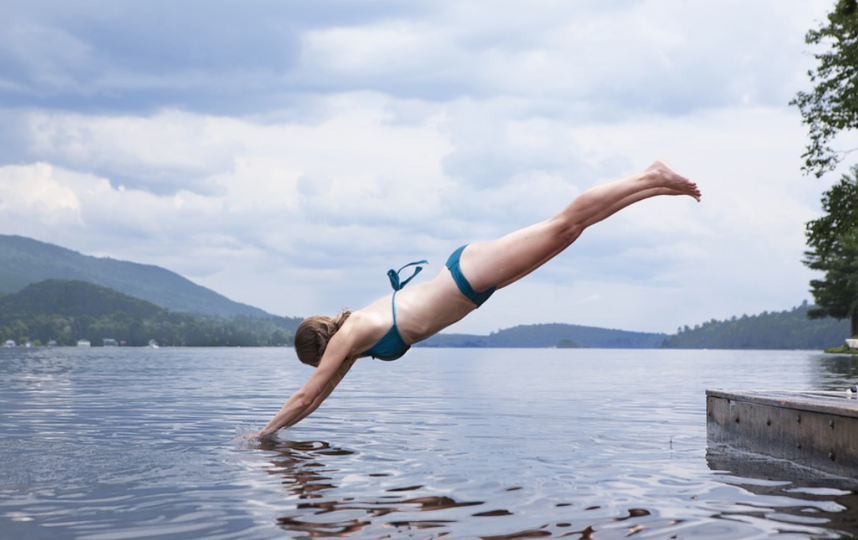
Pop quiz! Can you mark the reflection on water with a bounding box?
[258,437,672,539]
[706,448,858,537]
[3,347,858,539]
[813,354,858,391]
[261,438,481,536]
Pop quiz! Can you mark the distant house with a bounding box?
[4,340,14,348]
[103,339,119,347]
[77,339,91,347]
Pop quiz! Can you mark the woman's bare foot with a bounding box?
[646,160,701,202]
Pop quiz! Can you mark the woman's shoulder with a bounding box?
[335,306,388,351]
[346,303,388,331]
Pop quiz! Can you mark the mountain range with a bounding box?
[0,235,269,318]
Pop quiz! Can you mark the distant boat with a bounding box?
[77,339,91,347]
[148,339,159,349]
[4,340,14,348]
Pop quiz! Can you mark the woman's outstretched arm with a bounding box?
[284,356,357,428]
[259,332,357,437]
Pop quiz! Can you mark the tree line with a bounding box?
[661,302,850,350]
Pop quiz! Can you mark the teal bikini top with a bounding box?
[360,259,427,361]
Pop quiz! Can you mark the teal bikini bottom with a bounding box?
[445,245,496,308]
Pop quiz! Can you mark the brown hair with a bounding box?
[294,309,351,367]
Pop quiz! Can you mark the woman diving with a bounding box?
[259,160,701,436]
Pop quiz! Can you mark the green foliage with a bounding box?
[805,169,858,261]
[804,168,858,336]
[0,280,296,347]
[660,302,850,349]
[824,346,858,354]
[791,0,858,177]
[807,228,858,331]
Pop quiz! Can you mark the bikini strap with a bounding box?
[386,260,428,291]
[387,259,428,326]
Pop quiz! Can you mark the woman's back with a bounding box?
[351,268,477,355]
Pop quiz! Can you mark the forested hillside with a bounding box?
[0,280,298,347]
[660,302,851,349]
[0,235,277,318]
[419,302,852,350]
[0,279,163,319]
[419,323,667,349]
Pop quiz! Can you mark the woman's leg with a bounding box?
[460,160,700,292]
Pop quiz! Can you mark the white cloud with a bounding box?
[0,163,82,227]
[22,109,240,195]
[289,0,828,115]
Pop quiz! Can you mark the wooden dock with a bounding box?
[707,389,858,479]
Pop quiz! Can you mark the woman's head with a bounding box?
[294,309,351,367]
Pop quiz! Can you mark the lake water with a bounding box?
[2,347,858,539]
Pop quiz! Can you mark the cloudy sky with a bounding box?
[0,0,844,335]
